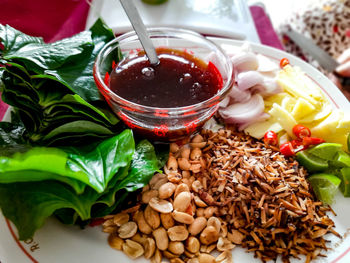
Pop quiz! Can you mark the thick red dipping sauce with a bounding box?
[109,48,222,108]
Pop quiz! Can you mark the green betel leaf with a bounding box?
[0,130,135,193]
[43,19,117,102]
[0,24,44,57]
[118,140,161,192]
[0,181,92,240]
[65,129,135,193]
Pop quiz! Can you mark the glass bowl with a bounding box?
[93,27,234,142]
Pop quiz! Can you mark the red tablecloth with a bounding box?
[0,0,283,120]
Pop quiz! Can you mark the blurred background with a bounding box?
[0,0,349,99]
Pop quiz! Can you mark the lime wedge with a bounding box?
[330,151,350,168]
[308,174,341,204]
[337,168,350,197]
[308,143,343,160]
[296,151,328,172]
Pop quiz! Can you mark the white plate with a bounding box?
[1,38,350,263]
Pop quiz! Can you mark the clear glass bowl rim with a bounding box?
[94,27,234,115]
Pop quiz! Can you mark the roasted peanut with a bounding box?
[194,195,207,207]
[190,163,202,173]
[108,233,124,250]
[186,236,200,254]
[187,258,200,263]
[172,210,194,224]
[122,239,144,259]
[180,147,191,159]
[182,170,191,179]
[174,183,190,198]
[152,227,169,251]
[198,253,215,263]
[192,180,203,193]
[142,189,159,204]
[102,218,114,227]
[167,226,189,241]
[184,250,196,259]
[190,148,202,160]
[227,229,245,245]
[178,157,191,170]
[160,213,175,229]
[196,208,205,217]
[190,142,207,149]
[149,173,166,187]
[192,134,204,143]
[188,216,207,236]
[144,204,161,229]
[113,213,129,226]
[168,241,185,255]
[142,184,150,193]
[131,233,148,245]
[217,237,235,252]
[170,143,180,153]
[200,226,219,245]
[174,191,192,212]
[204,207,217,218]
[205,244,216,253]
[102,226,118,234]
[163,250,178,259]
[207,217,221,233]
[220,224,228,238]
[151,249,162,263]
[158,182,176,199]
[149,197,173,213]
[152,178,169,190]
[144,237,156,259]
[118,221,137,239]
[216,251,233,263]
[167,172,182,183]
[134,211,152,234]
[167,156,178,171]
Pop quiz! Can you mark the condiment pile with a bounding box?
[103,127,340,263]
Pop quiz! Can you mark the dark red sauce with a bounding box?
[109,48,222,108]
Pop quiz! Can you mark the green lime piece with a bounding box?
[338,168,350,197]
[308,173,341,204]
[308,143,343,161]
[330,151,350,168]
[296,151,328,172]
[142,0,168,4]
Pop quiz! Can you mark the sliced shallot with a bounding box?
[231,52,258,73]
[219,94,265,124]
[236,71,264,91]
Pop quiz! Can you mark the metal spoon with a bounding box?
[120,0,160,65]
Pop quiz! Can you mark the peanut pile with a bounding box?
[102,128,339,263]
[103,134,234,263]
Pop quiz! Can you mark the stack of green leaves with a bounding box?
[0,19,121,145]
[0,129,161,240]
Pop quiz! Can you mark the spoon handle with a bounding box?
[120,0,160,65]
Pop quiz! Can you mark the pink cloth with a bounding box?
[0,1,282,121]
[250,5,284,51]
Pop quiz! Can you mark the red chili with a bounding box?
[280,142,295,157]
[280,58,290,68]
[292,124,311,139]
[264,131,278,145]
[302,137,325,147]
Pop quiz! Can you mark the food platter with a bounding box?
[0,37,350,263]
